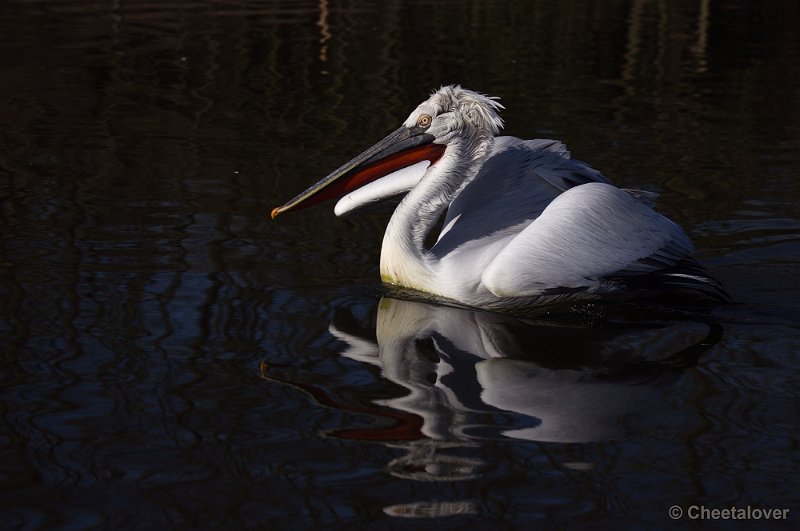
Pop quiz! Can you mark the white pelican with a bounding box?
[272,85,727,310]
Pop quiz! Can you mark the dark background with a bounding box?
[1,0,798,528]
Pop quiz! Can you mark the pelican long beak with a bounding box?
[271,125,445,219]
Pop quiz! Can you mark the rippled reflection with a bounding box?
[264,296,722,516]
[338,297,721,443]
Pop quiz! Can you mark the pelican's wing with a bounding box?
[431,137,609,259]
[481,182,693,297]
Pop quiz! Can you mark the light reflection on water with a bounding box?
[1,0,799,527]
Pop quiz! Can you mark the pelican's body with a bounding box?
[273,86,726,309]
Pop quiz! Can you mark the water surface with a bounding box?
[1,0,799,528]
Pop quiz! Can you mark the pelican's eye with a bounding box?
[417,114,432,128]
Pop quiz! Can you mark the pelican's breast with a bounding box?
[379,227,438,293]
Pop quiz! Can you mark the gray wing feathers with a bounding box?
[431,137,609,259]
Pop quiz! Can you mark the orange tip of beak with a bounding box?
[270,207,281,220]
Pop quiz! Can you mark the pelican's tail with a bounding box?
[617,258,731,302]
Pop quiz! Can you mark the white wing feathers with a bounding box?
[481,182,693,297]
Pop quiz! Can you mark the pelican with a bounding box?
[272,85,727,310]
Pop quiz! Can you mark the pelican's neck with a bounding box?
[380,139,491,293]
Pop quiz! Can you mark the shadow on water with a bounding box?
[262,294,722,518]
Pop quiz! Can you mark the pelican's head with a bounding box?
[271,85,504,219]
[403,85,504,154]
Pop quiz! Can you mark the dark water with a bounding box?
[1,0,799,528]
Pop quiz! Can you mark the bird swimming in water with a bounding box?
[272,85,727,310]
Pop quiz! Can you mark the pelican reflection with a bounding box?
[262,297,721,517]
[328,297,720,444]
